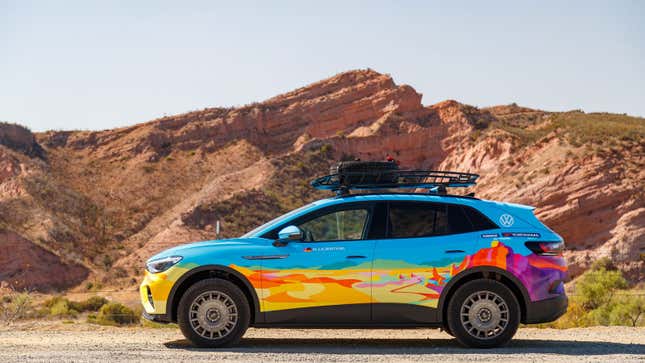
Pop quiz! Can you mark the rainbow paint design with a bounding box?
[158,241,560,314]
[141,240,566,316]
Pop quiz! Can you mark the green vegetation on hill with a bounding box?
[552,112,644,146]
[487,110,644,149]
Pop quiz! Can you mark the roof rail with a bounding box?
[310,170,479,196]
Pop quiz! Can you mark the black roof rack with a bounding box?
[311,170,479,196]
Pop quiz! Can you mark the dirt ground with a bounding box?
[0,323,643,362]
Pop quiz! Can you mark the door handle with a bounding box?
[346,255,366,259]
[444,250,465,254]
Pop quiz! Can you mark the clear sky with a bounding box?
[2,0,644,132]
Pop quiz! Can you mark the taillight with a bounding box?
[525,241,565,256]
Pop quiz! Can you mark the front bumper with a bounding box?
[524,294,568,324]
[142,310,172,324]
[139,266,186,316]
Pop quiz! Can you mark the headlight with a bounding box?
[146,256,183,273]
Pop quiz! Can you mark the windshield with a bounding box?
[241,202,316,238]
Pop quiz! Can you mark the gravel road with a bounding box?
[1,324,643,362]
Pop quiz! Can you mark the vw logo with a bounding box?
[499,214,514,227]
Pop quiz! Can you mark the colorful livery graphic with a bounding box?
[140,168,568,348]
[142,240,566,314]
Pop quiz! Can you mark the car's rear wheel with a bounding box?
[446,280,520,348]
[177,278,250,348]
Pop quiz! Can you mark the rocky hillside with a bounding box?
[0,70,643,291]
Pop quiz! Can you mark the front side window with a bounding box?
[298,209,369,242]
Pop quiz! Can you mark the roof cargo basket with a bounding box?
[311,169,479,196]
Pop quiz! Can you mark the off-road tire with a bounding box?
[177,278,250,348]
[446,279,520,348]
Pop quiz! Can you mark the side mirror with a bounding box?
[274,225,303,246]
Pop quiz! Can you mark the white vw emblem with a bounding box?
[499,214,514,227]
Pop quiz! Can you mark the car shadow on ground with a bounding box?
[164,337,645,355]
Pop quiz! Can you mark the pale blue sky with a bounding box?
[1,1,643,132]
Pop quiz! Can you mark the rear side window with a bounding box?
[388,203,439,238]
[387,202,494,238]
[462,205,498,230]
[447,205,474,233]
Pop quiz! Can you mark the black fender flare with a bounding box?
[166,264,263,324]
[437,266,531,322]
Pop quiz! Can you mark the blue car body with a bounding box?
[141,193,568,327]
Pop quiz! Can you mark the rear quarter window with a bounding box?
[462,205,498,230]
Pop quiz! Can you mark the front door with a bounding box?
[260,204,375,324]
[372,201,481,323]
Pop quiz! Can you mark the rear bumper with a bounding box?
[524,294,568,324]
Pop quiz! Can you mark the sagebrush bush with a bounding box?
[542,298,594,328]
[43,295,108,317]
[607,295,645,327]
[43,296,66,308]
[69,296,108,312]
[49,299,77,317]
[91,302,139,326]
[577,267,628,310]
[43,296,76,317]
[0,290,34,322]
[540,261,643,328]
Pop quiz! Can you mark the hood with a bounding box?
[146,237,266,262]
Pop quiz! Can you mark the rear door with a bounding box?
[260,203,376,324]
[371,201,483,323]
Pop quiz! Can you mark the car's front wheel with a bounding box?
[446,279,520,348]
[177,278,250,348]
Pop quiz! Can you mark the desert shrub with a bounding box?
[0,290,34,323]
[68,296,108,312]
[44,296,78,317]
[539,262,641,328]
[590,256,617,271]
[43,296,67,308]
[49,299,77,317]
[608,295,645,327]
[542,298,595,328]
[576,266,627,310]
[44,295,108,316]
[90,302,139,326]
[113,266,128,279]
[101,254,113,270]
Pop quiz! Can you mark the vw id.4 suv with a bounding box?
[140,167,567,348]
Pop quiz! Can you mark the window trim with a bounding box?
[260,202,375,243]
[384,200,498,240]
